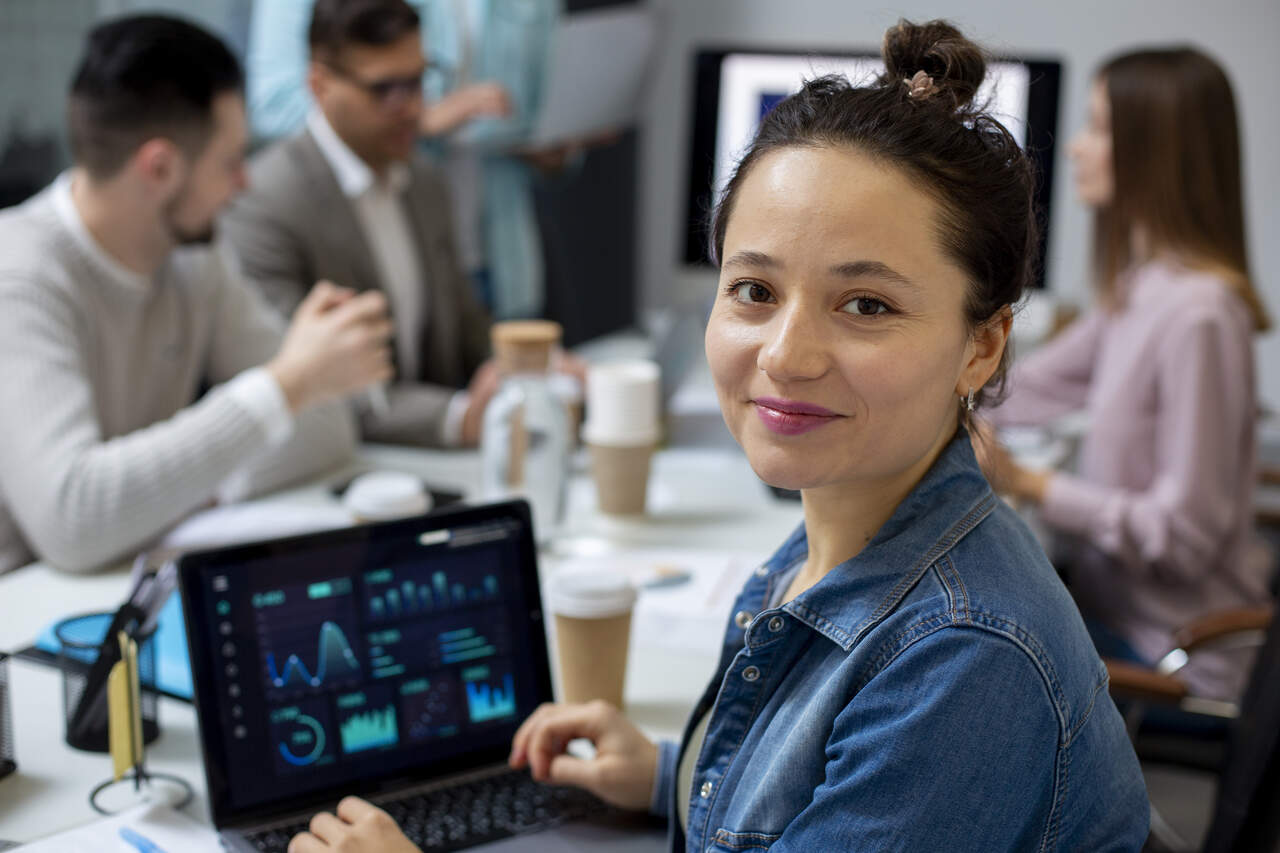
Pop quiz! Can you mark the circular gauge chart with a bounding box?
[270,697,334,773]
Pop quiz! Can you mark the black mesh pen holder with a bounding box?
[0,652,15,778]
[54,612,160,753]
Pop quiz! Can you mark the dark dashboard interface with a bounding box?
[180,503,550,821]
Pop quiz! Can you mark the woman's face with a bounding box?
[705,145,1003,494]
[1068,78,1115,207]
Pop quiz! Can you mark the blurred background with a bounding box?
[1,0,1276,412]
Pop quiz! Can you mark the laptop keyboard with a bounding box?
[242,768,612,852]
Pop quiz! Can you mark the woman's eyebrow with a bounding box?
[830,259,920,291]
[721,250,778,271]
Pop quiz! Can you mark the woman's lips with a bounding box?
[753,397,842,436]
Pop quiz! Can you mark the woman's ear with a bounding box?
[956,306,1013,396]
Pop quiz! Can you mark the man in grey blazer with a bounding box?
[224,0,495,448]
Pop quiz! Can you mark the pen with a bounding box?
[119,826,168,853]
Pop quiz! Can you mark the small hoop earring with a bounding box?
[965,388,975,412]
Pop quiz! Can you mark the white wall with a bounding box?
[638,0,1280,408]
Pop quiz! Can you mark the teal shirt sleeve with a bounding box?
[245,0,316,140]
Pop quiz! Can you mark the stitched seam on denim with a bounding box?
[696,642,783,847]
[942,553,971,623]
[1040,735,1069,852]
[1062,676,1110,748]
[851,614,961,694]
[785,600,852,648]
[849,492,997,649]
[962,610,1071,739]
[932,561,959,620]
[852,615,1070,740]
[713,829,782,849]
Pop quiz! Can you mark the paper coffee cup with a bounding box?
[582,360,661,447]
[549,571,637,708]
[342,471,431,522]
[587,442,654,516]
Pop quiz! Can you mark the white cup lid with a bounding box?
[548,570,637,618]
[581,421,661,447]
[342,471,431,520]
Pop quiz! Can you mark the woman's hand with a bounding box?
[970,418,1051,504]
[509,700,658,811]
[288,796,420,853]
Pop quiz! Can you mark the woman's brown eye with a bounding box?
[729,282,772,304]
[843,297,889,316]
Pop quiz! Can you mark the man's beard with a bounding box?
[162,181,217,246]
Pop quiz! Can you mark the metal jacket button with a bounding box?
[742,666,761,682]
[768,616,785,633]
[734,610,752,629]
[700,780,713,798]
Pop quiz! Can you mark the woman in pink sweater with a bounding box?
[978,47,1273,701]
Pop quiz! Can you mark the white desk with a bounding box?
[0,442,802,844]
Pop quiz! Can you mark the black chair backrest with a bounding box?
[1202,607,1280,852]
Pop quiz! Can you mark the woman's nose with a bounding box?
[757,305,830,382]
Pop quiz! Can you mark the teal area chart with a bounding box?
[337,684,400,754]
[254,577,363,698]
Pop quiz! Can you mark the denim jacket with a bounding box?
[651,434,1149,852]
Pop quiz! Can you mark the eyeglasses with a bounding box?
[322,60,447,108]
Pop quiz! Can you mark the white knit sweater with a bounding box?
[0,175,357,573]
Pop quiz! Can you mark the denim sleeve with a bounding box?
[768,627,1067,853]
[649,739,679,819]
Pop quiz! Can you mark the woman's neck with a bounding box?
[785,421,957,603]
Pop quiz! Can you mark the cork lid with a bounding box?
[491,320,562,373]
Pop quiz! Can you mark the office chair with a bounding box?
[1108,602,1277,852]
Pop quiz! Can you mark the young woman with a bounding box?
[977,47,1273,703]
[288,21,1149,853]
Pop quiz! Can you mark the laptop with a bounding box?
[179,499,666,852]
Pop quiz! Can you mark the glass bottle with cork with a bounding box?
[480,321,569,543]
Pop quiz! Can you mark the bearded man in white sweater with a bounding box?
[0,15,396,574]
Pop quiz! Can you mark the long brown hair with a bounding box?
[1096,47,1269,331]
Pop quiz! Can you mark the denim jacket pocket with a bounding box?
[709,828,782,851]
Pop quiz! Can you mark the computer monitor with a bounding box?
[682,47,1062,288]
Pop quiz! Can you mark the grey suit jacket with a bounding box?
[223,129,492,446]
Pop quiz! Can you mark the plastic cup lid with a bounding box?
[548,570,637,618]
[581,421,661,447]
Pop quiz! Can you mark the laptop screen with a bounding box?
[179,501,553,826]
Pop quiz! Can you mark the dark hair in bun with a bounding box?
[880,19,986,111]
[709,19,1037,412]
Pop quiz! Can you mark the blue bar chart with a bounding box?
[364,560,502,622]
[463,666,517,724]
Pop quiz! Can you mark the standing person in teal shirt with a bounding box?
[245,0,560,320]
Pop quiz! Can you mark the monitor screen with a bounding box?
[683,48,1062,287]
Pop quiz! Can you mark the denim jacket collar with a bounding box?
[763,431,998,652]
